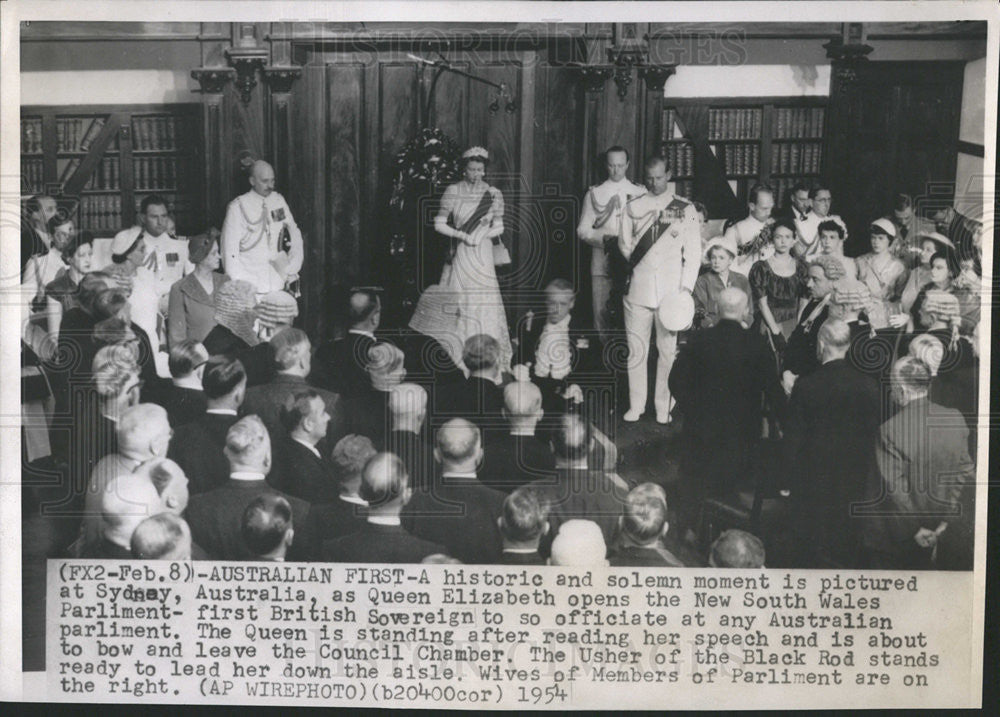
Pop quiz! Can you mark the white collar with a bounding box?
[442,471,478,479]
[172,376,203,391]
[367,515,401,526]
[502,547,539,554]
[542,315,571,331]
[349,329,375,339]
[206,408,237,416]
[509,429,536,437]
[340,494,367,506]
[230,471,266,481]
[292,437,321,458]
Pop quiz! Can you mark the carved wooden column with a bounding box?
[191,68,235,226]
[262,66,302,188]
[637,65,675,164]
[577,66,613,190]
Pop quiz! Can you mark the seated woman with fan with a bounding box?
[408,146,512,373]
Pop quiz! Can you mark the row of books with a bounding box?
[673,179,694,199]
[660,109,681,141]
[79,194,122,231]
[131,116,182,151]
[770,141,822,175]
[133,157,183,191]
[720,143,760,176]
[774,107,824,139]
[708,108,762,140]
[56,117,113,153]
[22,118,43,154]
[80,158,122,190]
[660,141,694,177]
[22,159,44,193]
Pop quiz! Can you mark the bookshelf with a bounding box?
[20,105,203,237]
[659,97,827,218]
[659,108,695,198]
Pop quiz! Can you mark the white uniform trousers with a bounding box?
[624,296,677,419]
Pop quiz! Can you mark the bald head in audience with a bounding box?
[389,383,428,434]
[549,520,608,567]
[435,419,483,474]
[551,414,591,469]
[349,290,381,333]
[717,287,750,323]
[100,472,163,553]
[709,529,766,568]
[502,381,544,434]
[241,494,294,561]
[117,404,172,463]
[224,415,272,476]
[131,513,192,560]
[621,485,669,548]
[817,318,851,364]
[359,453,411,515]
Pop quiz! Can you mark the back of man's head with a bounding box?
[623,490,668,545]
[331,434,377,491]
[93,353,139,406]
[271,327,310,372]
[500,488,549,545]
[169,339,209,379]
[359,453,409,510]
[280,389,320,434]
[817,318,851,360]
[549,520,608,566]
[435,418,481,469]
[551,415,591,464]
[241,494,293,559]
[117,404,170,460]
[131,513,192,560]
[141,457,189,515]
[224,415,271,473]
[718,287,749,322]
[100,473,162,549]
[349,290,380,328]
[202,357,247,403]
[891,355,933,395]
[388,383,428,426]
[367,342,406,389]
[709,529,765,568]
[503,381,543,421]
[462,334,500,373]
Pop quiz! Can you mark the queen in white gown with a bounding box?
[409,147,512,372]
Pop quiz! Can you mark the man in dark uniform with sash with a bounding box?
[618,156,701,424]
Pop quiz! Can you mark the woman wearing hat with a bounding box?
[900,233,954,314]
[167,231,229,348]
[907,249,979,337]
[856,218,910,329]
[43,232,93,345]
[692,234,752,329]
[748,218,808,349]
[410,147,512,370]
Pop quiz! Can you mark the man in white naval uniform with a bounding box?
[787,182,822,260]
[724,183,775,276]
[112,195,191,316]
[619,156,701,424]
[577,146,646,341]
[221,160,303,297]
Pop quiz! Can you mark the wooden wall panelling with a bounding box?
[222,80,267,203]
[514,51,538,294]
[326,64,365,288]
[597,76,640,182]
[428,61,470,147]
[290,63,328,341]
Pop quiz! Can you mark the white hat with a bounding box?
[703,234,738,262]
[870,218,897,239]
[916,231,955,250]
[110,229,145,262]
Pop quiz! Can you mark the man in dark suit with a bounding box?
[782,255,841,385]
[479,381,556,493]
[609,490,673,567]
[669,287,777,529]
[310,289,380,397]
[241,327,345,451]
[529,414,628,556]
[385,383,434,491]
[273,390,338,503]
[401,419,506,564]
[305,434,374,545]
[433,335,506,426]
[164,339,209,427]
[184,415,314,560]
[860,357,975,570]
[169,357,246,495]
[513,279,603,417]
[241,495,295,561]
[783,319,882,568]
[498,487,548,565]
[344,342,407,449]
[324,453,446,563]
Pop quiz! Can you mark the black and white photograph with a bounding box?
[1,1,996,709]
